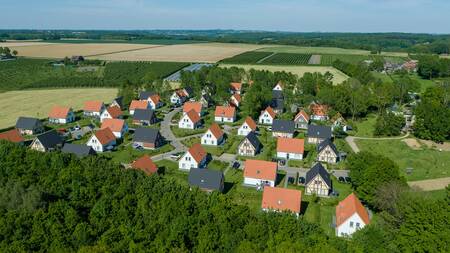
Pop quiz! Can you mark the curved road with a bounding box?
[345,132,410,153]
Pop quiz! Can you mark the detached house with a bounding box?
[317,139,339,164]
[331,113,350,132]
[86,128,116,153]
[48,106,75,124]
[307,125,332,144]
[138,91,156,100]
[277,137,304,160]
[201,123,224,146]
[100,106,123,122]
[230,82,242,94]
[83,101,105,117]
[147,94,162,110]
[270,99,284,114]
[230,94,242,107]
[305,163,332,197]
[111,96,123,109]
[131,155,158,175]
[62,143,95,158]
[170,88,190,105]
[188,168,225,193]
[336,193,370,237]
[179,110,201,129]
[101,119,128,139]
[258,107,276,125]
[133,109,157,126]
[15,117,44,135]
[238,116,257,136]
[133,128,163,150]
[262,186,302,216]
[214,106,236,123]
[179,143,208,170]
[30,130,64,152]
[238,132,261,157]
[294,110,309,129]
[0,129,24,144]
[309,103,329,121]
[129,100,149,115]
[183,102,203,117]
[243,160,278,188]
[272,120,295,138]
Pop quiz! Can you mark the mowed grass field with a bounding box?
[0,88,117,129]
[220,64,349,84]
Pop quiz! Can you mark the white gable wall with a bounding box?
[258,112,273,125]
[336,213,366,237]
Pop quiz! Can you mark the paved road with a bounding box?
[408,177,450,191]
[345,133,410,153]
[153,108,186,161]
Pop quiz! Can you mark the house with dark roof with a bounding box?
[270,98,284,114]
[262,186,302,216]
[0,129,24,144]
[336,193,371,237]
[62,143,95,158]
[15,117,44,135]
[133,128,163,150]
[139,91,157,101]
[188,168,224,193]
[30,130,64,152]
[305,163,332,197]
[307,125,332,144]
[272,90,284,100]
[272,120,295,138]
[317,139,339,164]
[132,109,157,126]
[238,132,262,157]
[111,97,123,109]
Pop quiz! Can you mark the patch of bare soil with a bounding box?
[402,138,422,150]
[419,139,450,151]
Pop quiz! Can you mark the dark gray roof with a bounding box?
[165,63,213,82]
[243,132,261,150]
[270,99,284,111]
[139,91,156,100]
[272,90,284,99]
[307,125,332,139]
[188,168,224,192]
[62,143,95,158]
[272,120,295,134]
[317,139,338,155]
[133,128,160,143]
[112,96,123,107]
[36,130,63,150]
[305,163,332,188]
[133,109,155,121]
[15,117,42,130]
[184,87,194,97]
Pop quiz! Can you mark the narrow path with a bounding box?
[345,132,410,153]
[408,177,450,191]
[257,52,276,63]
[85,45,167,57]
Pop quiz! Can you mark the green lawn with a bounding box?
[350,114,377,137]
[209,160,229,171]
[102,141,175,164]
[356,139,450,181]
[224,169,263,212]
[156,160,189,186]
[171,126,205,138]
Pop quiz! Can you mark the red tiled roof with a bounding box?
[277,138,304,154]
[49,106,71,119]
[215,106,236,118]
[188,143,207,163]
[176,89,188,97]
[94,127,116,145]
[230,82,242,91]
[310,103,329,117]
[130,100,149,111]
[185,110,201,124]
[336,193,370,227]
[149,94,160,105]
[0,129,24,143]
[101,119,125,133]
[232,94,242,102]
[183,102,202,115]
[294,110,309,122]
[83,101,104,112]
[244,159,277,181]
[244,117,257,131]
[106,106,123,118]
[208,123,224,139]
[262,106,276,118]
[262,186,302,214]
[131,155,158,175]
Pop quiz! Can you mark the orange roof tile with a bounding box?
[277,138,304,154]
[83,101,104,112]
[215,106,236,118]
[262,106,276,118]
[230,82,242,91]
[208,123,224,139]
[129,100,149,111]
[149,94,160,105]
[294,110,310,122]
[244,117,257,131]
[176,89,188,97]
[336,193,370,227]
[262,186,302,214]
[131,155,158,175]
[49,106,71,119]
[94,127,116,145]
[310,104,329,117]
[101,119,125,133]
[0,129,24,143]
[244,159,277,181]
[183,102,203,115]
[232,94,242,102]
[185,110,201,124]
[188,143,207,163]
[106,106,123,118]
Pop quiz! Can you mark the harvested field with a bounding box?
[0,88,117,129]
[91,43,267,63]
[403,138,422,150]
[0,42,54,47]
[2,43,161,59]
[219,64,348,85]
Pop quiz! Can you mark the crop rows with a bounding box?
[321,54,406,65]
[220,51,273,64]
[260,53,312,65]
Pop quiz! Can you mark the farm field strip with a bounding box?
[308,55,321,65]
[259,53,312,65]
[257,45,409,57]
[220,51,273,64]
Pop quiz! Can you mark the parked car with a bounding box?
[338,176,345,182]
[132,143,143,150]
[170,152,183,160]
[344,177,352,183]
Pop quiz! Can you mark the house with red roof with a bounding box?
[309,102,329,121]
[294,110,310,129]
[230,82,242,94]
[258,107,276,125]
[336,193,370,237]
[147,94,162,110]
[170,88,191,105]
[48,106,75,124]
[100,106,123,122]
[83,101,105,117]
[129,100,150,115]
[214,106,236,123]
[179,143,208,170]
[230,94,242,107]
[201,123,224,146]
[183,101,204,117]
[0,129,24,144]
[238,116,257,136]
[101,119,128,138]
[131,155,158,175]
[179,110,201,129]
[262,187,302,216]
[276,137,304,160]
[86,127,116,153]
[243,159,278,188]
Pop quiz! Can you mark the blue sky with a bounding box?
[0,0,449,33]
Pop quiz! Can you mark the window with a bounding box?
[350,222,354,228]
[185,156,191,161]
[356,223,360,228]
